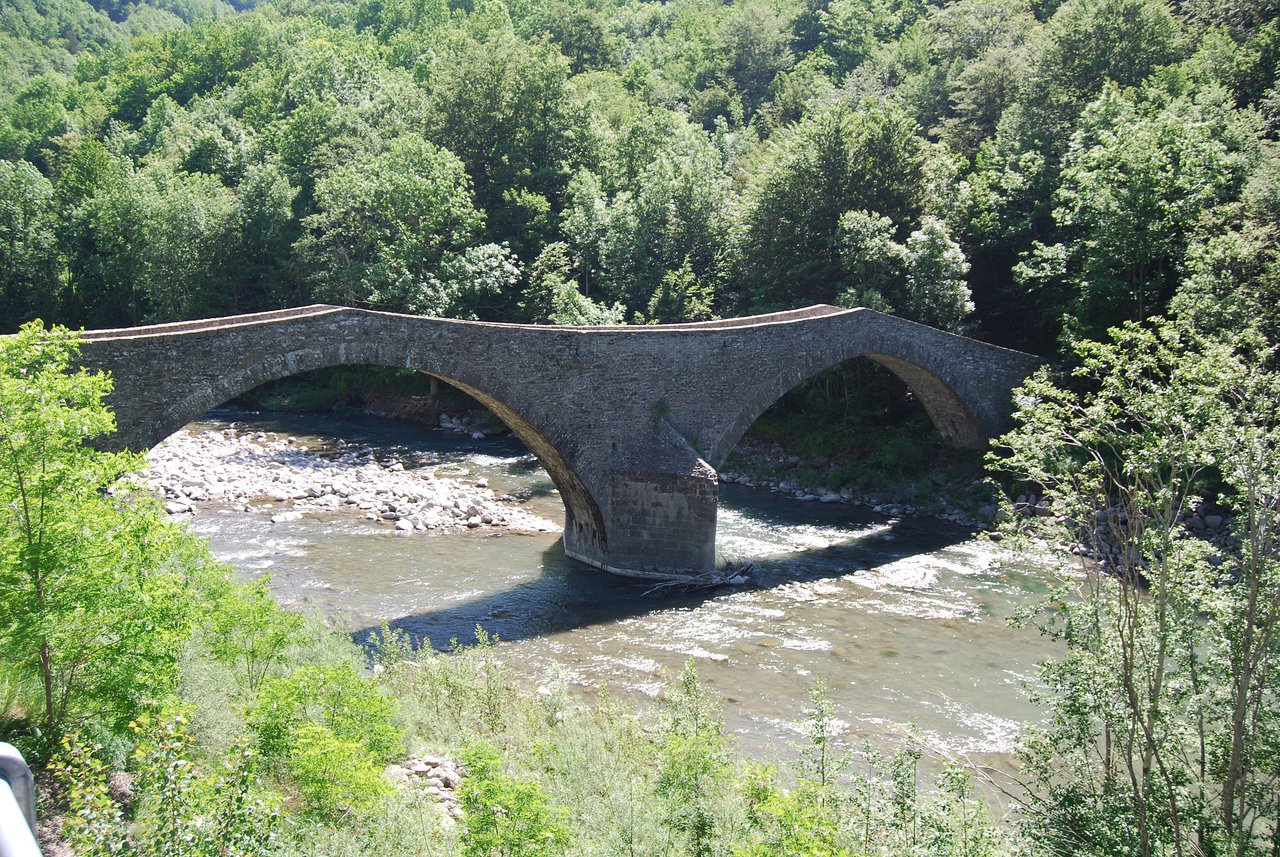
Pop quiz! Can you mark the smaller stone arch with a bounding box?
[703,316,997,469]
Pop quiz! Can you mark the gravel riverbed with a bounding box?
[146,423,561,535]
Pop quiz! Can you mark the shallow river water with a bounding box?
[168,408,1062,789]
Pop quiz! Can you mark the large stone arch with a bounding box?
[70,303,1041,579]
[82,326,608,560]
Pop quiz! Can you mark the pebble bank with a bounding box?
[146,423,561,535]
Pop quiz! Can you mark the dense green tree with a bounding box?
[68,162,240,324]
[522,0,619,74]
[1049,83,1257,336]
[821,0,924,75]
[105,18,276,124]
[570,130,732,316]
[423,19,577,261]
[53,137,138,326]
[0,160,60,327]
[992,320,1280,857]
[230,160,301,311]
[837,210,972,330]
[917,0,1036,153]
[1020,0,1183,154]
[714,0,796,115]
[294,134,488,315]
[950,114,1057,348]
[522,241,625,324]
[646,258,716,323]
[0,75,75,167]
[738,99,926,310]
[0,0,1274,372]
[835,208,906,313]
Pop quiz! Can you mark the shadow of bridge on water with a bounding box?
[349,488,986,652]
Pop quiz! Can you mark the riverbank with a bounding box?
[722,438,997,529]
[41,614,1011,857]
[146,422,560,535]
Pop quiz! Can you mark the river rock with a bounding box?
[146,425,560,537]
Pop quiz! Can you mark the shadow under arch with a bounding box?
[146,354,607,558]
[705,343,987,471]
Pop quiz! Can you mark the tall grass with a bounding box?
[47,610,1005,857]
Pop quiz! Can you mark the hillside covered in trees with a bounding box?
[1,0,1276,358]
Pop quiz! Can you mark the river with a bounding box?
[161,408,1062,793]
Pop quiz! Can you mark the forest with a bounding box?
[1,0,1275,357]
[3,0,1280,854]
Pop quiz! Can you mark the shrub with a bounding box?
[458,742,573,857]
[54,711,283,857]
[249,663,402,761]
[289,723,392,821]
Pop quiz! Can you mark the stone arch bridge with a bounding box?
[74,305,1041,579]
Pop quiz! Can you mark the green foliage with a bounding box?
[458,741,574,857]
[249,663,402,762]
[1022,0,1183,150]
[8,1,1280,848]
[54,712,283,857]
[522,242,626,325]
[1050,82,1258,336]
[81,163,240,323]
[837,211,973,330]
[295,134,486,315]
[821,0,923,74]
[737,708,1001,857]
[990,319,1280,856]
[657,660,732,857]
[646,259,716,323]
[562,120,732,317]
[52,736,128,856]
[736,768,850,857]
[289,722,392,820]
[422,21,575,261]
[205,576,303,692]
[0,0,1270,371]
[248,661,402,821]
[0,323,216,756]
[131,711,284,855]
[795,681,846,789]
[0,159,59,325]
[739,99,926,310]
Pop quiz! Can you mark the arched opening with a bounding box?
[132,355,606,558]
[713,353,987,499]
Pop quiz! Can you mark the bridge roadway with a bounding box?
[74,305,1042,579]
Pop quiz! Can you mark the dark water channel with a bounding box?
[168,408,1061,788]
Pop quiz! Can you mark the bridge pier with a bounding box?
[564,468,720,579]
